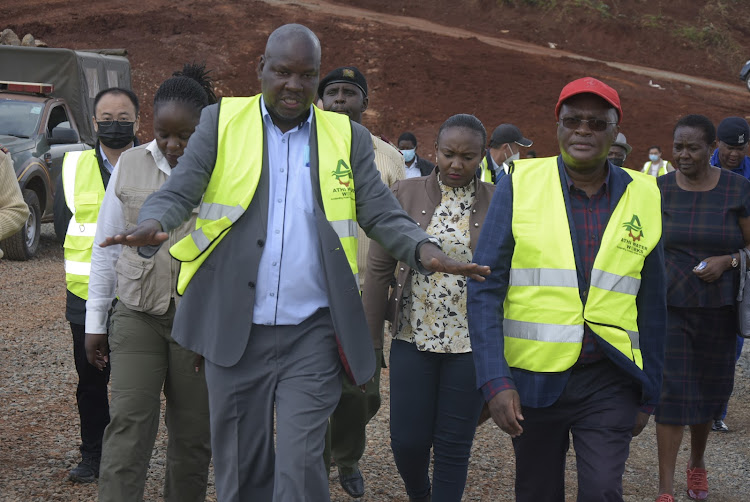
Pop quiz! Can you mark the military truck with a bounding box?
[0,46,131,259]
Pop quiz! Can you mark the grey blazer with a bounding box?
[138,101,429,385]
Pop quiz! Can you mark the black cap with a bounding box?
[717,117,750,146]
[489,124,533,148]
[317,66,368,100]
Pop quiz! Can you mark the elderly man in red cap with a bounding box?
[467,77,666,501]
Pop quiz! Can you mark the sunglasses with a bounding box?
[558,117,617,132]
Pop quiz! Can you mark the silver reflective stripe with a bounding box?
[509,268,578,288]
[65,259,91,276]
[329,219,358,240]
[191,227,211,253]
[61,151,85,212]
[590,269,641,296]
[198,202,245,223]
[353,273,360,286]
[627,329,640,349]
[66,217,97,237]
[504,319,583,343]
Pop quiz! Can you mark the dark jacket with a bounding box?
[414,155,435,177]
[362,169,496,349]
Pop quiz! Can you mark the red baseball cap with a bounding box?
[555,77,622,123]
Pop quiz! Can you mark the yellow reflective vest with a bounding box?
[478,156,494,183]
[61,149,105,300]
[641,161,669,177]
[170,95,359,295]
[504,157,661,373]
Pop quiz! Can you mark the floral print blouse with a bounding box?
[395,177,475,353]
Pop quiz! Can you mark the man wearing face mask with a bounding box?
[53,86,140,484]
[398,132,435,178]
[607,132,633,169]
[477,124,533,184]
[642,146,674,177]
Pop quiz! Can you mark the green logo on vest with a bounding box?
[332,159,353,187]
[623,214,643,241]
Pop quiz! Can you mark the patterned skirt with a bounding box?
[655,306,738,425]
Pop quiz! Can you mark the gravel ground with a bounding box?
[1,224,748,501]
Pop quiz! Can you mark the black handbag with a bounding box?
[736,248,750,338]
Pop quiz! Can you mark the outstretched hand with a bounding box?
[419,243,491,281]
[100,218,168,248]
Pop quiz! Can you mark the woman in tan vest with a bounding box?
[84,64,216,502]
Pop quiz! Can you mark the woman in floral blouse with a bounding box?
[363,114,496,502]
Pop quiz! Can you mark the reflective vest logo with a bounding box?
[332,159,353,187]
[623,214,643,241]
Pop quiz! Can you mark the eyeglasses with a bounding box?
[558,117,617,132]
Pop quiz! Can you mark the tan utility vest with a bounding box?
[114,144,197,314]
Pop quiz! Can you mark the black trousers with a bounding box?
[70,322,110,458]
[512,360,639,502]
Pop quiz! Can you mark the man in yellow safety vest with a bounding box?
[53,87,140,484]
[468,77,666,501]
[100,24,489,502]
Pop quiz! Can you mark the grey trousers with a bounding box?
[98,302,211,502]
[204,308,342,502]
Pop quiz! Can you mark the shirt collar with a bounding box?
[145,140,172,176]
[561,159,611,194]
[260,96,313,134]
[99,144,115,173]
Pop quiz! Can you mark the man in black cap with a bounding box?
[709,116,750,433]
[478,123,533,183]
[318,65,404,498]
[711,116,750,179]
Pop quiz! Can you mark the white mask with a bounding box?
[504,145,520,164]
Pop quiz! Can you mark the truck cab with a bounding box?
[0,81,90,259]
[0,47,131,260]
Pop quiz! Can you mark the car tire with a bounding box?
[1,189,42,260]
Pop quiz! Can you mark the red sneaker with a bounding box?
[687,466,708,500]
[656,494,674,502]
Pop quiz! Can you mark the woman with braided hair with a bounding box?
[84,63,216,501]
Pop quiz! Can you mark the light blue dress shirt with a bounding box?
[99,144,115,173]
[253,98,329,325]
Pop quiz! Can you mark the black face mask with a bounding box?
[97,120,135,149]
[609,157,625,167]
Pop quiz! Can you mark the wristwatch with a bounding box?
[731,254,739,268]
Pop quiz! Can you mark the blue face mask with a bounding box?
[649,154,660,163]
[401,148,416,162]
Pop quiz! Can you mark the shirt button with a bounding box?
[588,207,593,212]
[257,239,265,247]
[282,138,286,143]
[417,222,421,226]
[280,168,285,173]
[472,209,477,214]
[398,283,402,288]
[272,261,277,266]
[400,267,405,271]
[275,229,280,234]
[474,223,479,227]
[421,210,426,214]
[277,198,282,203]
[591,234,597,240]
[248,281,255,288]
[270,293,275,297]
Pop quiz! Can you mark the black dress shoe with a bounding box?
[68,456,100,483]
[338,467,365,498]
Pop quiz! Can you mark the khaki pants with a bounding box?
[98,301,211,502]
